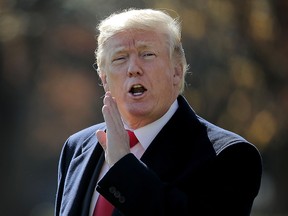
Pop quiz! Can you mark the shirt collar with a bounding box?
[128,99,179,150]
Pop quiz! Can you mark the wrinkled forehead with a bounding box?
[103,29,168,53]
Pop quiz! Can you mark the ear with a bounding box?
[100,73,109,92]
[173,62,183,86]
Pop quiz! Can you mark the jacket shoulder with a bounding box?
[69,122,106,143]
[198,116,257,155]
[62,122,106,156]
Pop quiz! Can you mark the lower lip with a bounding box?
[130,91,147,99]
[133,92,143,96]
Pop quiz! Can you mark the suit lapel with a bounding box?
[61,136,105,216]
[141,95,216,181]
[81,152,106,216]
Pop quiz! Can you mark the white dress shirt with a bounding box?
[89,99,179,215]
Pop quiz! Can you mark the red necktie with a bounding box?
[93,130,138,216]
[126,130,138,148]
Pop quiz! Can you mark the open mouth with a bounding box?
[129,84,147,96]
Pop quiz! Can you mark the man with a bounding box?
[55,8,262,216]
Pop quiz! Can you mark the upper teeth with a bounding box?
[130,84,146,95]
[132,84,142,88]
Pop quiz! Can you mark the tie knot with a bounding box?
[126,130,138,148]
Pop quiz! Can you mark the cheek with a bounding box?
[151,74,174,95]
[105,73,125,94]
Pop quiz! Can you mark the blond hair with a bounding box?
[95,8,188,93]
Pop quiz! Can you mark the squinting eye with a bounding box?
[112,56,126,63]
[143,52,156,58]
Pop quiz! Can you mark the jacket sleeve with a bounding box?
[96,143,262,216]
[209,143,262,215]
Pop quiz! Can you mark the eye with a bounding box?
[112,56,127,64]
[142,52,156,59]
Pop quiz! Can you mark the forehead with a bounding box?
[105,30,166,52]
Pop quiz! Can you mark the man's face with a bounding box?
[100,29,182,128]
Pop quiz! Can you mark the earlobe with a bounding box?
[100,74,109,92]
[103,84,109,92]
[173,63,183,85]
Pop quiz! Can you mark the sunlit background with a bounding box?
[0,0,287,215]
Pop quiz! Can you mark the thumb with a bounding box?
[96,130,107,150]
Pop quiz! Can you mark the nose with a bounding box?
[127,56,143,77]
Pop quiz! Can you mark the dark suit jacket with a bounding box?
[55,95,262,216]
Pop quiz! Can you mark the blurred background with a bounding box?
[0,0,287,215]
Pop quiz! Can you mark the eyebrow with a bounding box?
[112,40,156,54]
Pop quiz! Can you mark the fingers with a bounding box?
[102,92,123,130]
[97,91,130,166]
[96,130,107,150]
